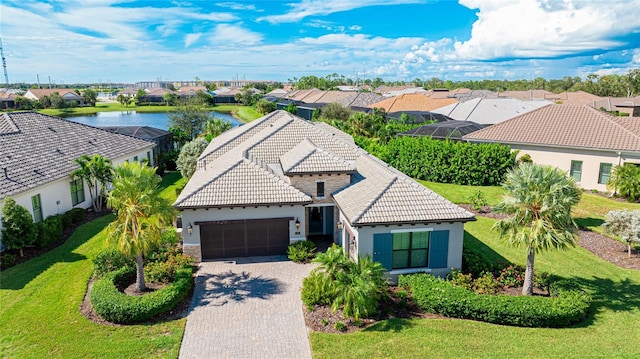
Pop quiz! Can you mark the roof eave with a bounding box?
[352,216,477,227]
[174,199,313,210]
[464,138,638,154]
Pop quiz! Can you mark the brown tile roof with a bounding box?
[497,90,554,100]
[176,110,474,225]
[592,97,640,111]
[178,86,207,93]
[368,94,458,112]
[0,112,154,199]
[463,104,640,152]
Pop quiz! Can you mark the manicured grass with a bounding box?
[419,180,505,206]
[311,183,640,358]
[310,217,640,358]
[159,171,186,203]
[214,105,262,122]
[0,214,185,358]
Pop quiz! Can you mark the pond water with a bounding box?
[65,111,242,131]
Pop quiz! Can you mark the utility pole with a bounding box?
[0,37,8,86]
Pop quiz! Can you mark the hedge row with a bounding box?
[370,136,516,186]
[399,273,591,328]
[90,266,193,324]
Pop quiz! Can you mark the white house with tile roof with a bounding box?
[463,104,640,192]
[174,110,475,279]
[0,112,155,246]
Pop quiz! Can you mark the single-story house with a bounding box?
[24,88,84,106]
[0,112,155,244]
[100,126,173,168]
[592,97,640,117]
[174,110,475,280]
[368,94,458,113]
[463,104,640,192]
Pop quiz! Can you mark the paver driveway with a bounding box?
[179,256,315,359]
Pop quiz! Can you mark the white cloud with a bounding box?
[185,33,202,47]
[453,0,640,60]
[210,24,263,45]
[258,0,423,23]
[633,49,640,64]
[348,25,362,31]
[216,2,256,11]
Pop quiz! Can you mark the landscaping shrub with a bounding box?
[34,215,63,249]
[302,245,388,320]
[374,136,516,186]
[468,190,488,211]
[287,240,317,263]
[144,261,175,284]
[473,272,501,295]
[461,247,497,277]
[90,266,193,324]
[302,271,335,309]
[0,253,17,269]
[63,208,86,228]
[399,273,591,328]
[92,248,135,278]
[497,265,525,288]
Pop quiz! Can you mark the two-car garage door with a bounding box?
[199,218,291,260]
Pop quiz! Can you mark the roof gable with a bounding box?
[279,139,355,175]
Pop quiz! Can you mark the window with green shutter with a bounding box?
[392,231,430,269]
[70,179,85,206]
[31,194,43,223]
[570,160,582,181]
[598,163,612,184]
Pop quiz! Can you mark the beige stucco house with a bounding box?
[0,112,155,246]
[463,104,640,192]
[174,110,475,279]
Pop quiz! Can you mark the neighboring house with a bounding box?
[174,110,475,281]
[117,88,139,98]
[0,91,16,109]
[177,86,207,96]
[140,87,180,103]
[368,94,458,113]
[24,88,84,106]
[463,105,640,192]
[0,112,155,243]
[375,86,427,97]
[432,98,552,125]
[592,97,640,116]
[100,126,172,168]
[281,89,384,110]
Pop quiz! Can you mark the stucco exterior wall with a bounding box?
[341,218,466,283]
[179,205,307,262]
[288,174,350,204]
[512,144,640,192]
[0,147,154,244]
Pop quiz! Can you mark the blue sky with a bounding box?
[1,0,639,84]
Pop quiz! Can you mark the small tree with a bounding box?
[1,198,36,257]
[168,99,213,139]
[176,137,209,180]
[603,210,640,258]
[82,88,98,106]
[71,154,113,212]
[319,102,351,122]
[106,162,175,292]
[202,118,232,141]
[493,163,582,295]
[255,99,276,115]
[607,163,640,201]
[135,89,147,105]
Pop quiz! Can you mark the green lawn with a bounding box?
[0,215,185,358]
[311,184,640,358]
[159,171,186,203]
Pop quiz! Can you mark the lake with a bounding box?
[65,111,243,131]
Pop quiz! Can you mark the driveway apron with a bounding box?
[179,256,315,359]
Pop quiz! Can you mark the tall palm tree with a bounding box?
[203,118,232,140]
[106,162,175,292]
[71,154,112,212]
[493,163,582,295]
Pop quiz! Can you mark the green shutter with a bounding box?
[373,233,393,271]
[429,230,449,268]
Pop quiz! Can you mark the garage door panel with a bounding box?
[200,219,290,260]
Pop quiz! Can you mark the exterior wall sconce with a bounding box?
[337,220,344,230]
[295,218,301,229]
[187,224,193,235]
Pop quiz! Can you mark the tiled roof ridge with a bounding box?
[282,138,354,174]
[463,103,555,138]
[174,158,244,207]
[351,176,397,224]
[0,112,20,135]
[242,115,296,156]
[607,112,640,142]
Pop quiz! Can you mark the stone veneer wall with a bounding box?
[183,245,202,262]
[288,173,351,204]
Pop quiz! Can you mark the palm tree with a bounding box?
[607,163,640,201]
[203,118,232,140]
[493,163,582,295]
[71,154,112,212]
[105,162,175,292]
